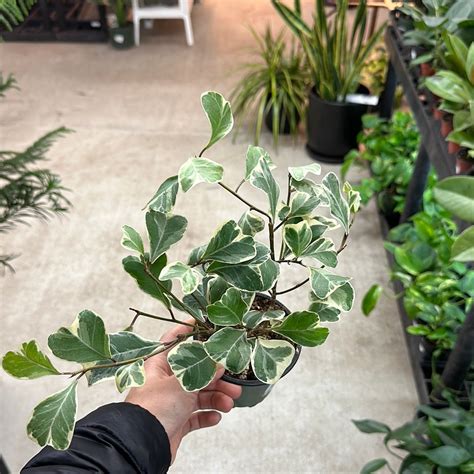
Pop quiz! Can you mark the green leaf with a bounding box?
[352,419,391,434]
[202,220,256,264]
[238,211,265,237]
[301,238,337,267]
[245,145,275,180]
[115,359,146,393]
[343,181,361,213]
[247,150,280,220]
[207,287,249,326]
[288,163,321,181]
[251,338,295,384]
[146,210,187,263]
[287,192,321,218]
[145,175,179,213]
[200,91,233,152]
[48,310,111,363]
[360,458,388,474]
[309,302,341,322]
[178,157,224,193]
[242,310,285,329]
[2,341,59,379]
[122,254,171,308]
[27,382,78,450]
[121,225,144,255]
[394,243,436,275]
[423,446,471,467]
[452,226,474,262]
[273,311,329,347]
[362,284,383,316]
[283,221,312,257]
[160,261,200,295]
[434,176,474,223]
[310,268,351,299]
[87,332,162,385]
[207,244,279,291]
[204,328,252,374]
[167,341,217,392]
[322,172,350,233]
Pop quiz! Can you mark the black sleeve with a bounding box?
[22,402,171,474]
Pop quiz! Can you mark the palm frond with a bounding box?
[0,72,19,97]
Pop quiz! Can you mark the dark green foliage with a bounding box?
[354,396,474,473]
[0,72,18,96]
[342,112,421,219]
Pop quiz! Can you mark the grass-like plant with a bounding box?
[0,0,36,31]
[2,92,359,450]
[230,26,309,147]
[271,0,385,102]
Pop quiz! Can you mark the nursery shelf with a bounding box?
[381,26,455,180]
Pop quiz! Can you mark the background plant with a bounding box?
[0,0,35,32]
[272,0,385,101]
[230,26,309,147]
[2,91,360,451]
[342,112,421,220]
[0,75,71,272]
[353,394,474,473]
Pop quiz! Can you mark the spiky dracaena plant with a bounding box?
[2,92,359,451]
[0,76,71,272]
[0,0,36,32]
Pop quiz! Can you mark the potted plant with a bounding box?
[230,26,309,148]
[2,92,359,451]
[108,0,134,49]
[353,395,474,473]
[424,35,474,172]
[272,0,384,163]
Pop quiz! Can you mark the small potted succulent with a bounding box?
[2,92,359,451]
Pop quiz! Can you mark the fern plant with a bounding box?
[0,0,36,32]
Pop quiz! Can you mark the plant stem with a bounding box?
[129,308,195,328]
[218,182,271,221]
[277,259,306,267]
[275,277,309,296]
[268,221,276,260]
[234,179,245,193]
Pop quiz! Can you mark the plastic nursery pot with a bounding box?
[419,62,435,77]
[222,293,302,408]
[418,338,450,372]
[306,85,371,163]
[264,100,301,135]
[440,114,453,138]
[110,23,134,49]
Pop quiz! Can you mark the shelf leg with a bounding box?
[400,143,430,222]
[378,60,397,120]
[435,308,474,397]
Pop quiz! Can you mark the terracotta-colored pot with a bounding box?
[448,141,461,155]
[420,62,435,77]
[440,115,453,137]
[433,107,443,121]
[456,150,474,174]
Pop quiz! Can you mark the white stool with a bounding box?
[132,0,194,46]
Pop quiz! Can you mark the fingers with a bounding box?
[160,318,195,343]
[185,411,222,434]
[197,391,235,413]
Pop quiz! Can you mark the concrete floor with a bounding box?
[0,1,417,472]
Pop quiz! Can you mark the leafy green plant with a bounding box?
[0,76,71,272]
[353,395,474,473]
[434,176,474,262]
[0,0,35,31]
[342,112,421,221]
[230,26,309,147]
[363,208,473,353]
[2,91,360,450]
[425,35,474,155]
[271,0,385,102]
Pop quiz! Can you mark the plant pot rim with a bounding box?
[110,22,133,30]
[309,85,370,107]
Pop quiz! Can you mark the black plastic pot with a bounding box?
[264,101,301,135]
[110,23,134,49]
[222,294,301,408]
[306,85,370,163]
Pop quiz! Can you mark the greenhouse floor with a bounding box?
[0,1,417,472]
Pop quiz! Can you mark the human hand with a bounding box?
[125,322,241,462]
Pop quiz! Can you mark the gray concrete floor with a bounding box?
[0,1,417,472]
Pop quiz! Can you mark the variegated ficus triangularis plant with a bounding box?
[2,92,360,451]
